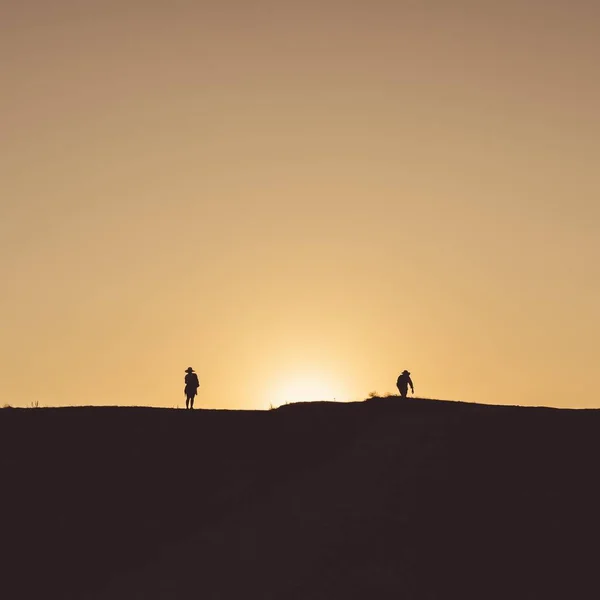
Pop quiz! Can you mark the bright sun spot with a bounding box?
[269,375,337,407]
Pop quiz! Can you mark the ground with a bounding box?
[1,397,598,599]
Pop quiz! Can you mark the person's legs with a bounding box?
[399,386,408,398]
[189,394,194,409]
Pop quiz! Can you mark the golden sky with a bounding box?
[1,1,598,408]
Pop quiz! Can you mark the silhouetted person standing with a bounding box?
[184,367,200,409]
[396,370,414,398]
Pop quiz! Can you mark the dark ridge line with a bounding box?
[2,396,597,413]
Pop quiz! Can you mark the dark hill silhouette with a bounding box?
[1,397,599,599]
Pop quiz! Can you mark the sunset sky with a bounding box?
[2,1,598,409]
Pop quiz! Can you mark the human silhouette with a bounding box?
[184,367,200,409]
[396,370,414,398]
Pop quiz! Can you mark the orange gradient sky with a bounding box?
[1,1,598,409]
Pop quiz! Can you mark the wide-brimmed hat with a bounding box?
[402,370,410,375]
[185,367,194,373]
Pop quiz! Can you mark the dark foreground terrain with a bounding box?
[1,397,599,599]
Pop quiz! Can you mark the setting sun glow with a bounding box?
[268,375,338,407]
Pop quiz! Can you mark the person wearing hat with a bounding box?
[396,370,414,398]
[184,367,200,409]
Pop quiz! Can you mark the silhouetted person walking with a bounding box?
[396,370,414,398]
[184,367,200,409]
